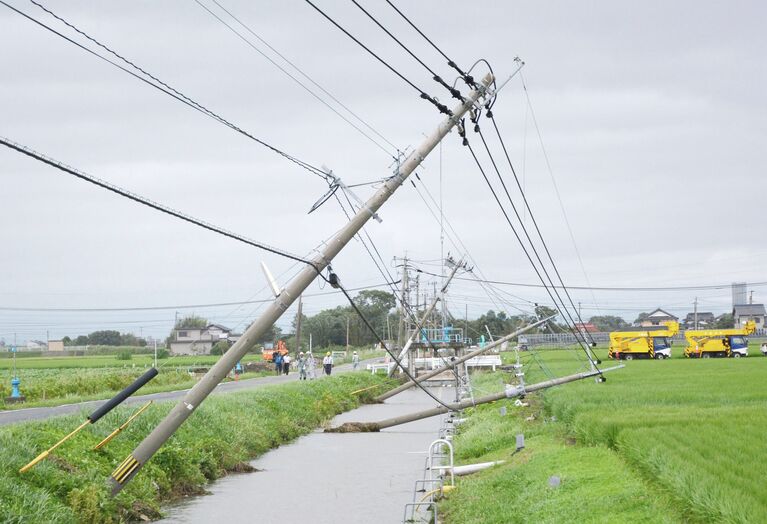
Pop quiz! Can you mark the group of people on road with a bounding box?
[271,349,361,378]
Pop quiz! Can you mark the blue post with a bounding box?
[479,335,486,348]
[10,377,21,398]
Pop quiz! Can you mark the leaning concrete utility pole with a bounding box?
[387,260,462,377]
[376,315,554,402]
[109,73,494,494]
[332,364,623,432]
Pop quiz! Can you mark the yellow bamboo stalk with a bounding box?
[19,420,91,473]
[93,401,153,451]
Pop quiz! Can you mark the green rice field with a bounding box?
[441,347,767,523]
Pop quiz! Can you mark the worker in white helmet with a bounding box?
[297,351,308,380]
[352,350,360,371]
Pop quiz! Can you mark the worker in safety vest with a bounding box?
[323,352,333,376]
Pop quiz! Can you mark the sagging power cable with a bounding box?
[303,0,452,116]
[9,0,329,181]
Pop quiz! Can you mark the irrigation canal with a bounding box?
[160,386,448,523]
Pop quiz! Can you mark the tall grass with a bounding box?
[0,372,393,523]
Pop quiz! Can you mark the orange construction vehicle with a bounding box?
[262,340,289,362]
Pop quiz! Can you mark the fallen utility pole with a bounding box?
[109,73,494,494]
[330,364,623,432]
[387,260,463,377]
[376,315,554,402]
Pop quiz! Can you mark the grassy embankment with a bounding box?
[0,371,394,523]
[440,348,767,523]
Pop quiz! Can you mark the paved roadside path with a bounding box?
[0,359,377,426]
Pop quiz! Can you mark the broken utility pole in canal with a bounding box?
[329,365,623,433]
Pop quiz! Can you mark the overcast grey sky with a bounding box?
[1,0,765,343]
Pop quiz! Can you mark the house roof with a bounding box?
[207,323,232,332]
[646,308,678,320]
[733,304,766,316]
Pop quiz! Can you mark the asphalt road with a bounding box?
[0,359,373,426]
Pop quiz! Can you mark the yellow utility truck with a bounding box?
[684,320,756,358]
[608,321,679,360]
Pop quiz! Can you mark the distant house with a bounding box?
[26,340,47,350]
[733,304,766,330]
[682,312,715,329]
[47,340,65,352]
[574,322,599,333]
[639,308,678,327]
[170,323,240,355]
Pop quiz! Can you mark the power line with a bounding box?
[333,191,462,382]
[302,0,452,116]
[0,136,314,267]
[0,282,398,313]
[349,0,463,102]
[195,0,398,159]
[519,70,602,313]
[334,278,455,410]
[473,123,597,346]
[461,134,599,370]
[8,0,329,181]
[413,268,767,292]
[382,0,475,87]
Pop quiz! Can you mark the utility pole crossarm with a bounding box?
[108,73,494,494]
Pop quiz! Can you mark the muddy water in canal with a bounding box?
[161,386,450,523]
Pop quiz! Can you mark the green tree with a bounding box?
[61,336,72,346]
[716,313,734,329]
[210,340,230,355]
[88,330,121,346]
[74,335,89,346]
[175,315,208,329]
[589,315,628,331]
